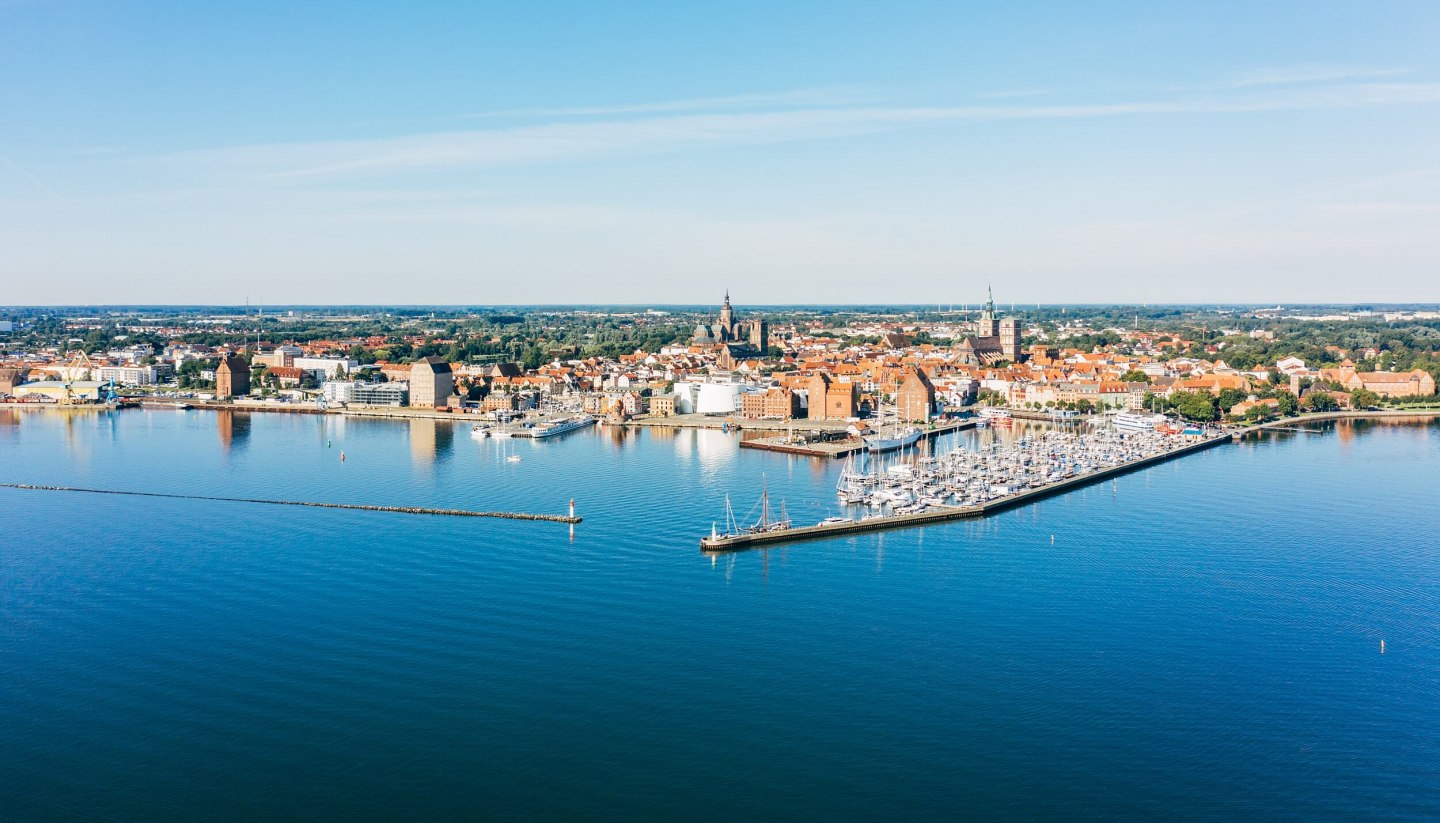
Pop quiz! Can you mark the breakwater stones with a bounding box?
[0,484,581,524]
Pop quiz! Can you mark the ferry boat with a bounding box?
[528,414,596,439]
[1113,412,1163,433]
[864,426,922,453]
[978,407,1012,420]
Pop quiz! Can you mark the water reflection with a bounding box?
[408,418,455,467]
[217,410,251,454]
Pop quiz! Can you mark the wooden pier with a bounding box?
[701,432,1235,552]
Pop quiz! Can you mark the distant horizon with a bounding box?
[4,301,1440,313]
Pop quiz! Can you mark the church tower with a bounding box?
[749,317,769,351]
[1000,317,1020,361]
[718,290,734,336]
[977,285,999,338]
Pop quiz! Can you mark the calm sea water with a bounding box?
[2,409,1437,820]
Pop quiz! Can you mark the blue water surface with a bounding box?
[2,409,1437,820]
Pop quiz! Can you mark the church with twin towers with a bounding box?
[692,287,1020,364]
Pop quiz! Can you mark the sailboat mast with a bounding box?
[760,475,770,529]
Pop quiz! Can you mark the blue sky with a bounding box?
[3,1,1439,305]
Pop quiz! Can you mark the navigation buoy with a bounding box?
[1380,639,1386,654]
[327,439,331,448]
[1050,534,1055,544]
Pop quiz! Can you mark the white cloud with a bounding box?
[133,79,1440,185]
[1228,65,1411,88]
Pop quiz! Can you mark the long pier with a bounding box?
[701,432,1236,552]
[0,484,582,524]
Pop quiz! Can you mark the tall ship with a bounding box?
[864,426,923,453]
[527,414,597,439]
[710,478,791,541]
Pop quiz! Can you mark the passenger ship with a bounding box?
[528,414,597,439]
[1112,412,1164,433]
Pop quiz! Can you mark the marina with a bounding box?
[703,421,1234,552]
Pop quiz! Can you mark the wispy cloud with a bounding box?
[0,153,65,201]
[127,78,1440,184]
[973,89,1052,100]
[456,87,878,120]
[1227,65,1411,88]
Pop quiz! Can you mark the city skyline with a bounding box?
[3,2,1440,304]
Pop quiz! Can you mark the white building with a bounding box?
[323,381,357,404]
[96,364,158,385]
[694,382,742,414]
[293,357,359,379]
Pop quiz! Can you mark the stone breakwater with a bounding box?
[0,484,582,524]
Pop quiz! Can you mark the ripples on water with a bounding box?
[1,410,1438,820]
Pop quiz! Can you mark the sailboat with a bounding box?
[500,436,522,463]
[713,477,792,538]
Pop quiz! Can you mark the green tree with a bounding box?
[1304,392,1339,412]
[1118,369,1150,383]
[1216,387,1248,412]
[1169,390,1217,422]
[1350,387,1381,409]
[1275,390,1299,416]
[1243,404,1273,423]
